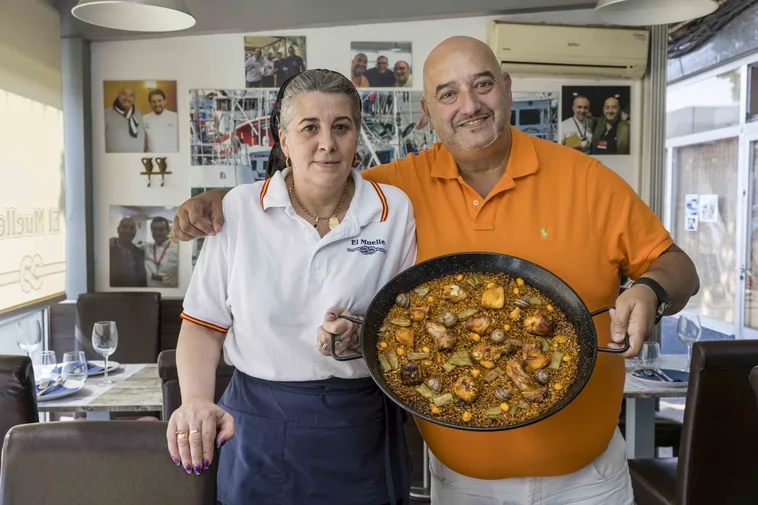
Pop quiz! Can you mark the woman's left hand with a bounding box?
[317,307,361,356]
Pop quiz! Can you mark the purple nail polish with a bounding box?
[194,465,202,475]
[218,439,226,448]
[203,459,210,469]
[172,456,180,465]
[184,464,192,473]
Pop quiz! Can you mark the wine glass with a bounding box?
[677,314,702,371]
[61,351,88,384]
[91,321,118,385]
[31,350,57,384]
[15,319,42,356]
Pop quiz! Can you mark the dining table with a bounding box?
[35,356,689,502]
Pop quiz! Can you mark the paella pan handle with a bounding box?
[589,306,630,354]
[329,315,365,362]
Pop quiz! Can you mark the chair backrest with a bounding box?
[677,340,758,505]
[0,421,216,505]
[157,349,235,420]
[751,366,758,410]
[0,355,38,441]
[76,292,161,363]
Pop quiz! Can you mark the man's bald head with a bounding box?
[421,36,511,153]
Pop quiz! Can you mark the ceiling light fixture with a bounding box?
[71,0,196,32]
[595,0,718,26]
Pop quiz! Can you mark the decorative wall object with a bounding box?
[560,85,632,155]
[511,92,559,142]
[108,205,180,288]
[350,42,413,88]
[103,80,179,154]
[244,36,306,88]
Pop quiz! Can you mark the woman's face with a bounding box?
[280,91,358,189]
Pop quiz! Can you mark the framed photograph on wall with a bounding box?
[350,42,413,88]
[560,85,631,155]
[108,206,179,288]
[244,36,306,88]
[511,92,558,142]
[103,80,179,154]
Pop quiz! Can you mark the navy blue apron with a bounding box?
[217,370,410,505]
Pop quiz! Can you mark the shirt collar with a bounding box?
[430,126,540,181]
[261,168,389,227]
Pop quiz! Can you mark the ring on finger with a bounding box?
[177,432,188,439]
[322,343,329,351]
[189,429,200,435]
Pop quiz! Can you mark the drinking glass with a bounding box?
[32,350,57,383]
[15,319,42,356]
[91,321,118,385]
[639,341,661,371]
[61,351,88,383]
[677,314,702,371]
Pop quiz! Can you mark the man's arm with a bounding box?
[640,243,699,314]
[173,188,231,241]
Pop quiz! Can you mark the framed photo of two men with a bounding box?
[103,80,179,154]
[560,85,631,156]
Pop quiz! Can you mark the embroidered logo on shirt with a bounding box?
[541,226,548,239]
[347,238,388,255]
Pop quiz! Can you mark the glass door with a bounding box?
[740,134,758,338]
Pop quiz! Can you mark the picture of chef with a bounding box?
[350,42,413,88]
[103,80,179,153]
[108,206,180,288]
[243,36,307,88]
[560,85,631,156]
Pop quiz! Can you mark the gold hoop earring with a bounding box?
[285,157,292,168]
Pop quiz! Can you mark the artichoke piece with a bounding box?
[465,273,484,289]
[484,406,503,419]
[448,350,473,367]
[390,318,412,328]
[387,351,400,370]
[456,308,479,321]
[414,285,430,298]
[483,367,504,382]
[416,383,435,400]
[432,393,454,407]
[395,293,410,308]
[442,363,456,373]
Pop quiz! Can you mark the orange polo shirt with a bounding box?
[362,127,674,479]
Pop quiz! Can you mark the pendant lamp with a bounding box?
[71,0,196,32]
[595,0,718,26]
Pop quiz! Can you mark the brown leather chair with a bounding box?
[750,366,758,408]
[158,350,235,420]
[0,355,38,440]
[75,292,161,363]
[629,340,758,505]
[0,421,216,505]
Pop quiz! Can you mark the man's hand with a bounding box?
[172,189,228,241]
[317,307,361,357]
[608,284,660,358]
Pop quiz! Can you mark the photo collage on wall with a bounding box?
[244,36,307,88]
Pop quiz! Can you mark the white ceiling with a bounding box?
[54,0,597,41]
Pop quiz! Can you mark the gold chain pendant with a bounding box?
[313,217,319,229]
[328,217,339,230]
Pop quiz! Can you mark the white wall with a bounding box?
[90,10,644,297]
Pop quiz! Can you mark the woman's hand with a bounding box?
[317,307,361,357]
[166,399,235,475]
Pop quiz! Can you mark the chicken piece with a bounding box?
[464,316,493,335]
[425,322,456,351]
[453,375,479,404]
[523,310,554,336]
[394,328,414,348]
[522,342,550,371]
[481,285,505,310]
[411,305,430,322]
[471,343,505,363]
[441,284,468,302]
[505,358,547,403]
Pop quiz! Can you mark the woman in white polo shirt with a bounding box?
[166,70,417,505]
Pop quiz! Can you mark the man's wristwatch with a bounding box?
[631,277,672,325]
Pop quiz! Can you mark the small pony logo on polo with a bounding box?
[541,226,548,239]
[348,238,388,255]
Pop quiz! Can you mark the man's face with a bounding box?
[352,54,367,75]
[422,51,511,151]
[394,61,409,84]
[117,88,135,110]
[377,56,389,73]
[117,218,136,243]
[604,97,620,122]
[572,97,590,120]
[255,49,262,59]
[267,52,273,61]
[149,94,165,114]
[151,220,169,244]
[288,46,296,56]
[277,52,282,59]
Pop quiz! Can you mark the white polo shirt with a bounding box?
[181,168,417,381]
[141,240,179,287]
[143,110,179,153]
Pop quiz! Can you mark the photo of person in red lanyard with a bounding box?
[142,216,179,288]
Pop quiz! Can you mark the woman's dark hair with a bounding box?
[265,69,361,177]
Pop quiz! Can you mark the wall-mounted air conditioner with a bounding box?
[488,22,650,80]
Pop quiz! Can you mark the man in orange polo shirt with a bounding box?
[172,36,698,504]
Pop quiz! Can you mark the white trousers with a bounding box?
[429,427,634,505]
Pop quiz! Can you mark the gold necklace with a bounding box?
[288,177,349,230]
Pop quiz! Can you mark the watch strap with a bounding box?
[632,277,671,324]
